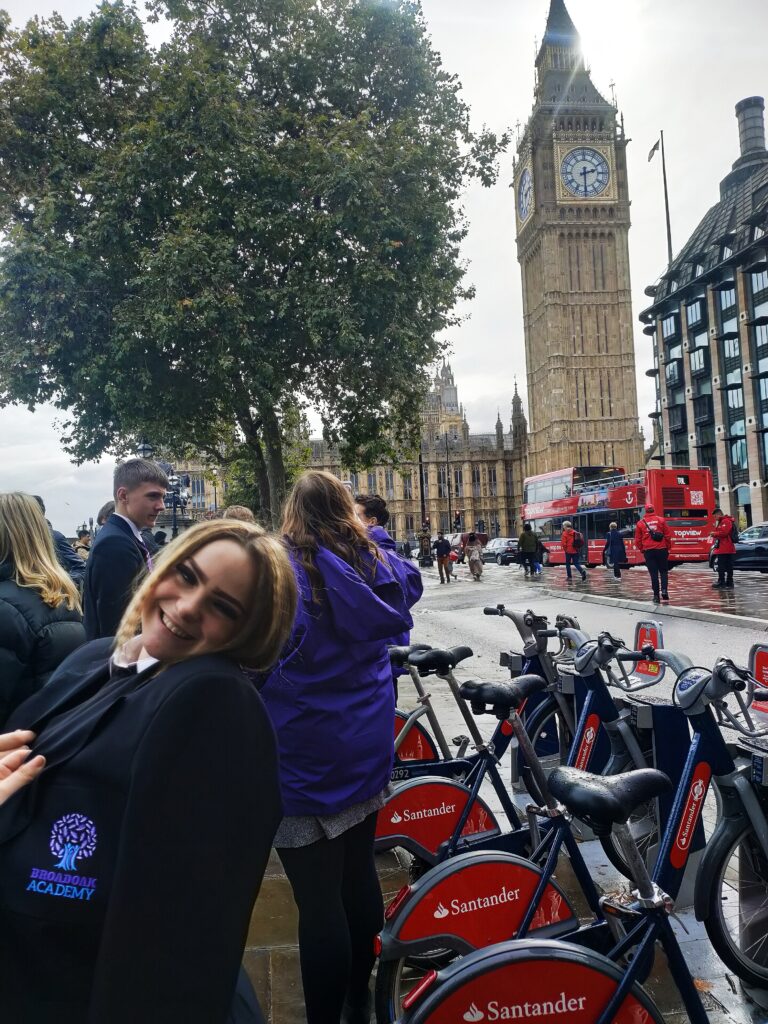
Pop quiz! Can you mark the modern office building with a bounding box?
[640,97,768,523]
[513,0,644,476]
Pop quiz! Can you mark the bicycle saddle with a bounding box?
[548,766,672,837]
[459,675,548,717]
[409,646,473,674]
[388,643,431,668]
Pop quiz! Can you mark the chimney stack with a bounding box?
[736,96,766,157]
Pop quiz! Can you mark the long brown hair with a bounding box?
[114,520,297,670]
[0,493,81,611]
[281,470,381,599]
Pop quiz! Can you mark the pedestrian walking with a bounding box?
[561,520,587,581]
[634,504,672,603]
[465,532,484,581]
[711,506,738,589]
[0,493,86,728]
[0,519,296,1022]
[82,459,168,640]
[432,530,453,583]
[260,471,412,1024]
[533,536,546,575]
[603,521,627,579]
[517,522,538,577]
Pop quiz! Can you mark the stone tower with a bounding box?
[514,0,644,475]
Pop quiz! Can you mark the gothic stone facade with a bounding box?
[513,0,644,476]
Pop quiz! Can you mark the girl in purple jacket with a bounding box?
[260,472,412,1024]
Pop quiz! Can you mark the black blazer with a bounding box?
[0,640,282,1024]
[82,515,147,640]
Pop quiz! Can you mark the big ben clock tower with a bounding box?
[515,0,644,475]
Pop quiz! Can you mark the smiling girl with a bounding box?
[0,520,297,1024]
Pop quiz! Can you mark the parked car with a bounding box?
[709,522,768,572]
[482,537,519,565]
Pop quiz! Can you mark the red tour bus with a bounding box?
[521,466,716,568]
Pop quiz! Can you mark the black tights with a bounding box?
[277,812,382,1024]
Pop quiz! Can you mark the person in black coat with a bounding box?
[83,459,168,640]
[603,520,628,579]
[32,496,86,589]
[0,519,297,1023]
[0,493,86,728]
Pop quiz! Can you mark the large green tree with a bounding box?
[0,0,505,522]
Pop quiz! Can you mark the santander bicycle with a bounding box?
[388,657,768,1023]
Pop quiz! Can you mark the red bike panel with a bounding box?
[632,621,664,681]
[670,762,712,870]
[396,858,575,946]
[394,711,440,762]
[574,713,601,771]
[416,958,655,1023]
[375,779,499,857]
[749,644,768,714]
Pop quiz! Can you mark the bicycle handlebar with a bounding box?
[484,606,502,616]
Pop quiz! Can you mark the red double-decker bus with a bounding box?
[521,466,716,568]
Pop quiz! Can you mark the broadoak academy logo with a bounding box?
[26,813,99,902]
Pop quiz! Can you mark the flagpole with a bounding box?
[660,130,673,266]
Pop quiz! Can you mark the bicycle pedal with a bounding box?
[600,894,642,920]
[452,735,470,757]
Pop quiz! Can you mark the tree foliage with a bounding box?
[0,0,506,521]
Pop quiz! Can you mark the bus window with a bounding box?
[551,474,571,500]
[663,509,708,519]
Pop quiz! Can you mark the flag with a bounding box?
[648,138,660,162]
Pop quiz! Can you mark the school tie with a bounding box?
[137,535,154,572]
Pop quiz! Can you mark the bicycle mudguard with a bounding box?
[375,778,500,863]
[379,851,577,961]
[401,939,664,1024]
[394,710,440,763]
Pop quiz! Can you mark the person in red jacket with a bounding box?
[560,521,587,582]
[634,504,672,603]
[711,507,737,589]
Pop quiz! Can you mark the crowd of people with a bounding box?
[0,463,421,1024]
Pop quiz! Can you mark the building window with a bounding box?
[724,336,740,360]
[438,466,448,499]
[439,511,450,532]
[695,263,705,277]
[384,468,394,500]
[401,473,413,500]
[752,268,768,295]
[472,465,481,497]
[730,437,748,472]
[661,314,678,339]
[367,471,376,492]
[689,348,707,375]
[692,330,708,349]
[727,388,744,410]
[348,472,359,492]
[665,361,682,387]
[686,300,704,327]
[489,467,498,497]
[755,224,766,240]
[693,394,713,423]
[719,288,737,311]
[721,244,733,260]
[453,468,463,498]
[404,514,415,535]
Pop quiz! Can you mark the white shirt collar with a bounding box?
[113,512,145,543]
[111,647,159,674]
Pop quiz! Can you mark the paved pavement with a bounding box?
[435,556,768,629]
[400,566,768,1023]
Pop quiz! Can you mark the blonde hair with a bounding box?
[609,522,618,530]
[114,520,297,670]
[562,521,572,529]
[222,505,256,523]
[281,470,381,599]
[0,493,81,611]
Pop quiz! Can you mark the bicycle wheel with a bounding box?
[523,697,574,778]
[703,819,768,987]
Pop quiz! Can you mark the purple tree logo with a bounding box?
[49,814,97,872]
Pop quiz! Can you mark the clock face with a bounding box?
[561,147,610,198]
[518,168,533,220]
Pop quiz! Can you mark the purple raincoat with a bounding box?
[367,525,423,676]
[260,544,412,817]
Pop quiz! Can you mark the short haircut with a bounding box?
[354,494,389,527]
[115,520,297,670]
[113,459,168,499]
[713,506,723,515]
[223,505,256,523]
[523,522,532,531]
[562,520,572,528]
[97,500,115,525]
[77,529,90,539]
[609,521,618,530]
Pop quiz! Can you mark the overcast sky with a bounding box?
[1,0,766,533]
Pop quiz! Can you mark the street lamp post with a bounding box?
[212,469,218,513]
[167,473,180,539]
[418,446,427,531]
